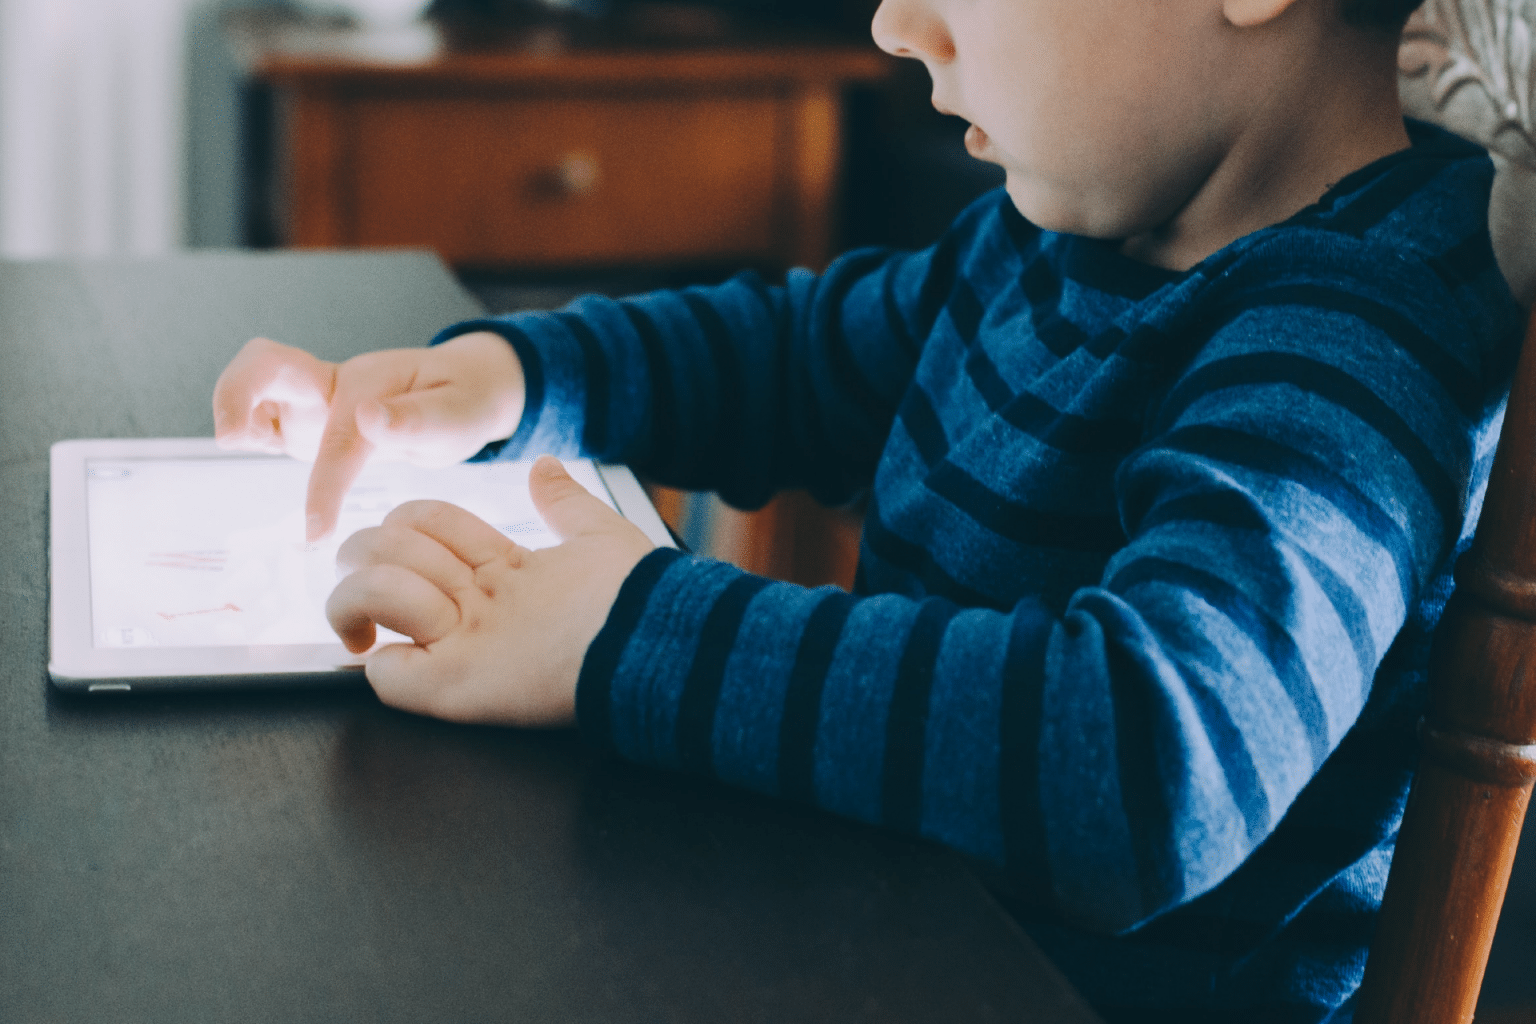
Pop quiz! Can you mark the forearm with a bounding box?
[575,542,1371,936]
[432,247,941,506]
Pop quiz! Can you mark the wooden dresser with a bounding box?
[233,15,888,272]
[232,14,885,587]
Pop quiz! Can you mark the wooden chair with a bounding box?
[1356,3,1536,1020]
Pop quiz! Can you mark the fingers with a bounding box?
[336,520,477,595]
[212,338,279,446]
[351,334,524,466]
[306,420,373,542]
[213,337,336,453]
[383,499,520,570]
[212,336,353,538]
[357,389,464,440]
[303,350,420,541]
[527,455,626,541]
[362,641,545,725]
[240,400,287,455]
[329,485,627,729]
[355,390,482,468]
[215,334,530,542]
[328,500,508,656]
[362,642,447,718]
[326,562,460,654]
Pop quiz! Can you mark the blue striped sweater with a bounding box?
[434,120,1525,1021]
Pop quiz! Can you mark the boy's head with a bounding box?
[872,0,1419,268]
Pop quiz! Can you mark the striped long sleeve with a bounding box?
[430,245,928,511]
[436,119,1525,1022]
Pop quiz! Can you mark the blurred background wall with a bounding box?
[0,0,296,257]
[0,0,1003,260]
[0,0,193,256]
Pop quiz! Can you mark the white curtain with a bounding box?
[0,0,191,257]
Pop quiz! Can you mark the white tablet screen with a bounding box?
[84,456,613,649]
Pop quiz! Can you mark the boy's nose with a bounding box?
[870,0,956,64]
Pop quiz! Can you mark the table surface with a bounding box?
[0,251,1102,1024]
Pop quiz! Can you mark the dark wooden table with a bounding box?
[0,252,1101,1024]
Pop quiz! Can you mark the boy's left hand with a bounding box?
[326,456,655,727]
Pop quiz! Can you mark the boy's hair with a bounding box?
[1340,0,1426,30]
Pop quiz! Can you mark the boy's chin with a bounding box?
[1003,178,1150,243]
[1003,182,1098,238]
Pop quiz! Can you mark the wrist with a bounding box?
[574,547,689,748]
[427,316,550,462]
[439,330,526,442]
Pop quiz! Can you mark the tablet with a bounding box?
[49,438,676,692]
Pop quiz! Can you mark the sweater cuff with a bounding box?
[576,546,689,750]
[428,317,551,461]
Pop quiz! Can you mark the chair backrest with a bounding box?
[1356,5,1536,1020]
[1399,0,1536,303]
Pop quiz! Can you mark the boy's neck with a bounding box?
[1119,27,1411,272]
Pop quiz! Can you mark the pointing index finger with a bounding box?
[305,410,372,542]
[304,348,431,541]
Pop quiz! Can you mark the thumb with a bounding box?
[356,391,465,446]
[528,455,623,541]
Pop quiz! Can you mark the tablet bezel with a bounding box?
[49,438,676,692]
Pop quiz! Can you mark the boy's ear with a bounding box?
[1222,0,1303,27]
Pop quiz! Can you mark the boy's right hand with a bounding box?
[212,331,525,541]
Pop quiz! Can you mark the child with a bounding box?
[212,0,1526,1018]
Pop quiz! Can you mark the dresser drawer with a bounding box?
[344,92,785,267]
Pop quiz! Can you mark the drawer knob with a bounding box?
[552,152,601,197]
